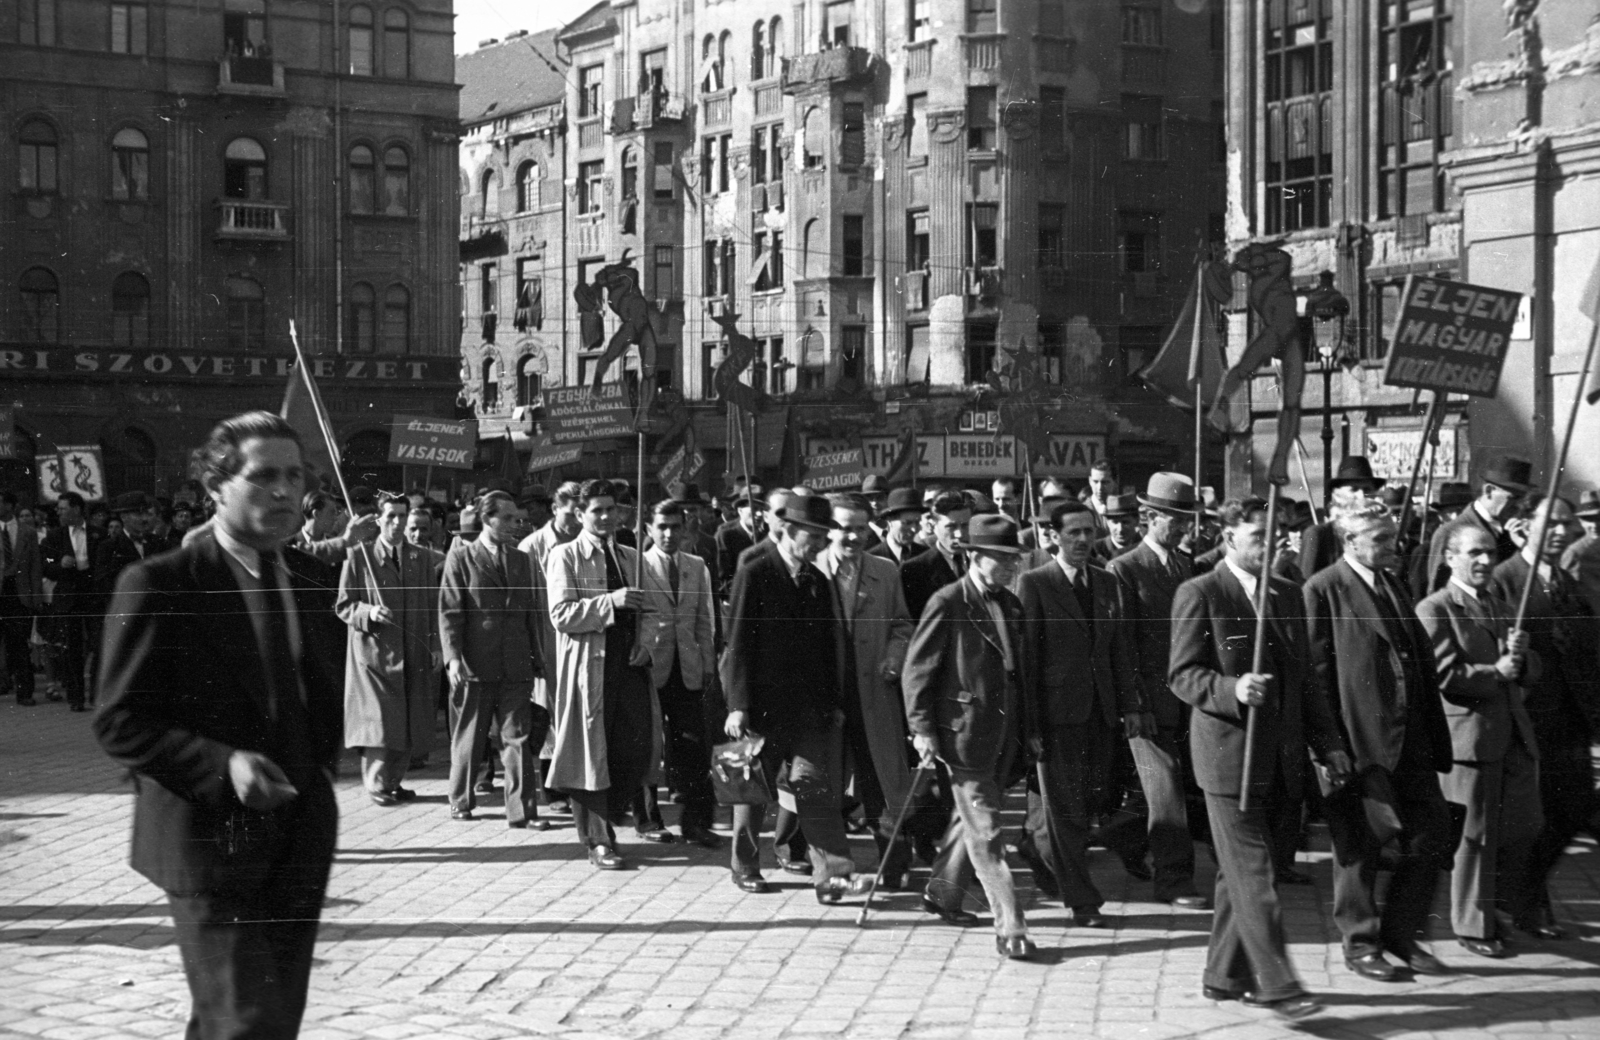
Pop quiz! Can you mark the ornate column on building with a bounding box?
[926,108,966,385]
[287,106,333,353]
[880,112,908,384]
[426,127,461,354]
[164,116,201,351]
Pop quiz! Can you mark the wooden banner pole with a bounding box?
[1238,482,1282,814]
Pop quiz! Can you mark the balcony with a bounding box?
[1121,45,1167,91]
[634,89,686,129]
[214,199,290,241]
[701,90,732,127]
[217,56,285,97]
[781,47,874,94]
[753,83,783,117]
[962,34,1003,72]
[905,40,934,81]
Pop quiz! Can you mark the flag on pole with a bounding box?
[881,426,919,488]
[281,355,339,487]
[1580,248,1600,404]
[1137,260,1232,409]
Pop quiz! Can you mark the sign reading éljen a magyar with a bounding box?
[1381,276,1522,398]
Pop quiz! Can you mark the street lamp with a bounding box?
[1305,270,1353,507]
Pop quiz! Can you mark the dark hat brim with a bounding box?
[959,540,1025,555]
[1136,493,1198,513]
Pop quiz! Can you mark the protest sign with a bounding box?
[1381,276,1521,397]
[387,414,476,470]
[802,448,865,491]
[542,382,636,443]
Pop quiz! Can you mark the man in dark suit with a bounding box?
[1416,525,1540,958]
[1092,494,1140,564]
[1019,500,1152,926]
[723,490,867,904]
[1,491,43,705]
[900,490,971,621]
[1106,473,1209,904]
[1304,501,1455,980]
[94,411,344,1039]
[714,485,765,600]
[1170,497,1350,1022]
[1298,456,1383,581]
[1489,495,1596,940]
[1421,457,1530,597]
[41,490,102,711]
[94,492,159,603]
[904,513,1040,960]
[868,487,926,567]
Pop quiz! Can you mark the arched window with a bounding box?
[382,145,409,215]
[481,355,501,411]
[517,354,541,406]
[19,267,59,343]
[225,275,264,350]
[110,128,149,201]
[459,168,470,198]
[223,137,267,199]
[768,17,784,76]
[348,144,375,213]
[19,120,58,194]
[381,284,409,353]
[751,21,767,81]
[700,34,719,92]
[718,31,733,88]
[516,161,538,212]
[111,272,150,348]
[383,8,409,78]
[802,108,825,169]
[348,4,373,75]
[349,282,376,353]
[480,168,499,218]
[801,218,820,278]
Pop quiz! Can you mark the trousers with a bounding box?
[731,722,853,886]
[1203,787,1304,1002]
[926,766,1026,939]
[448,681,541,824]
[1442,740,1542,940]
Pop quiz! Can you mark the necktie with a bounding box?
[1072,567,1094,622]
[985,589,1017,672]
[603,540,625,592]
[1,523,11,576]
[837,558,858,625]
[668,553,680,601]
[255,550,301,720]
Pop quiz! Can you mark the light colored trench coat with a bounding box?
[337,540,441,752]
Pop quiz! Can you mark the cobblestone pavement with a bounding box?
[2,701,1597,1040]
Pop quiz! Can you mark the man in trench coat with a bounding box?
[337,493,441,805]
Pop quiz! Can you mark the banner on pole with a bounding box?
[657,442,707,486]
[387,414,477,470]
[39,446,106,502]
[801,448,865,491]
[1366,427,1458,481]
[36,453,64,502]
[527,433,584,474]
[541,382,636,443]
[1381,276,1521,398]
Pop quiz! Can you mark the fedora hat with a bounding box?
[1137,472,1197,513]
[860,474,889,495]
[959,513,1024,555]
[1431,482,1473,511]
[1102,493,1139,519]
[733,483,765,507]
[670,481,709,506]
[111,490,151,514]
[774,490,836,531]
[1480,457,1532,494]
[1329,456,1382,490]
[458,509,482,535]
[1283,499,1313,532]
[879,487,923,519]
[1575,489,1600,519]
[1379,485,1409,509]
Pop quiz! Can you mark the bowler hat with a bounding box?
[959,513,1024,555]
[111,491,151,514]
[1329,456,1382,490]
[860,474,888,495]
[1102,493,1139,519]
[1481,457,1532,494]
[774,490,836,531]
[1575,489,1600,519]
[670,481,709,506]
[1136,472,1197,513]
[1431,482,1473,511]
[879,487,923,519]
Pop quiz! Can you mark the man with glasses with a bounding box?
[1421,457,1532,597]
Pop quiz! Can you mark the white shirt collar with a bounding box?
[1343,554,1379,591]
[1055,555,1082,584]
[1224,557,1258,604]
[1473,500,1502,532]
[775,537,805,579]
[213,523,265,579]
[1449,576,1483,601]
[1141,533,1170,565]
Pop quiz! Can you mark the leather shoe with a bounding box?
[1457,937,1507,958]
[1202,985,1241,1002]
[1394,948,1450,975]
[450,808,474,821]
[1119,854,1154,882]
[775,854,814,876]
[732,874,771,894]
[1168,894,1212,910]
[996,935,1038,961]
[1070,906,1109,929]
[1243,993,1323,1021]
[508,818,550,831]
[878,871,910,893]
[1344,952,1400,981]
[1275,868,1314,885]
[588,845,626,870]
[389,786,418,802]
[370,790,400,807]
[920,896,979,926]
[912,834,939,865]
[473,781,495,795]
[635,827,676,844]
[815,875,872,905]
[680,824,724,849]
[1518,921,1569,940]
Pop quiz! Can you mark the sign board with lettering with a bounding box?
[943,434,1019,478]
[542,382,636,443]
[802,448,865,491]
[657,443,707,485]
[527,433,585,474]
[1365,426,1459,481]
[1031,434,1109,478]
[387,415,477,470]
[860,435,944,476]
[0,347,456,385]
[1381,276,1521,398]
[0,407,14,461]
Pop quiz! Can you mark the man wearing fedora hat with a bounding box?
[94,491,159,607]
[1298,456,1383,581]
[903,513,1040,960]
[869,488,927,567]
[901,491,973,621]
[714,484,767,600]
[723,490,867,903]
[1093,494,1140,565]
[1559,489,1600,618]
[668,482,722,605]
[1421,458,1532,597]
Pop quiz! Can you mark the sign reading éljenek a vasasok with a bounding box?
[1382,276,1522,398]
[388,415,477,469]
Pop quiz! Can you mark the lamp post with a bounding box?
[1305,270,1351,507]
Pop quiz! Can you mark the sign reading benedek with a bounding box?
[1381,276,1522,398]
[387,415,477,470]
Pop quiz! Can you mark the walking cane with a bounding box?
[856,757,936,926]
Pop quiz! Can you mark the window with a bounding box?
[381,284,409,353]
[111,272,150,347]
[1040,322,1065,383]
[907,210,930,309]
[967,88,997,150]
[700,136,715,194]
[700,34,724,92]
[909,0,930,41]
[19,268,60,343]
[703,238,735,297]
[1038,204,1065,267]
[517,355,542,406]
[752,126,769,184]
[577,160,604,214]
[907,94,927,157]
[766,123,784,186]
[769,229,785,285]
[641,47,668,113]
[515,258,542,331]
[579,64,603,119]
[653,245,676,298]
[19,120,58,194]
[716,134,732,193]
[842,215,865,276]
[348,145,375,213]
[803,108,825,169]
[1039,0,1066,35]
[718,31,733,87]
[20,0,57,45]
[749,226,785,291]
[481,356,500,411]
[383,8,409,78]
[841,102,865,167]
[225,276,264,351]
[1121,3,1162,45]
[801,219,820,278]
[968,203,999,267]
[348,5,373,75]
[967,0,996,34]
[767,17,784,76]
[1367,278,1408,361]
[349,283,376,353]
[1117,210,1161,273]
[1264,0,1333,232]
[224,137,267,199]
[110,128,149,200]
[965,322,997,383]
[382,146,409,215]
[752,20,767,81]
[480,168,499,217]
[1123,95,1165,160]
[701,343,721,399]
[652,142,674,199]
[799,329,826,390]
[825,0,855,46]
[767,336,787,394]
[223,0,266,56]
[906,324,931,383]
[517,161,538,211]
[620,148,638,233]
[1040,87,1066,157]
[479,262,497,315]
[840,327,866,386]
[111,1,147,54]
[1378,0,1454,217]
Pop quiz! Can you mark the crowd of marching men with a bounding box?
[4,412,1598,1026]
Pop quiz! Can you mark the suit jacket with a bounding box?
[714,522,758,598]
[1303,559,1452,776]
[902,575,1035,775]
[1,518,43,611]
[1019,559,1144,731]
[93,536,343,896]
[723,540,843,736]
[1297,521,1343,582]
[1168,564,1344,800]
[41,524,102,613]
[1560,532,1600,619]
[900,545,962,622]
[1424,507,1516,598]
[1415,582,1539,763]
[637,545,716,691]
[1106,541,1193,729]
[1490,553,1599,734]
[94,530,154,602]
[1092,536,1133,566]
[438,536,544,684]
[869,539,925,567]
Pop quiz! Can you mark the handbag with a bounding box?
[709,734,773,807]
